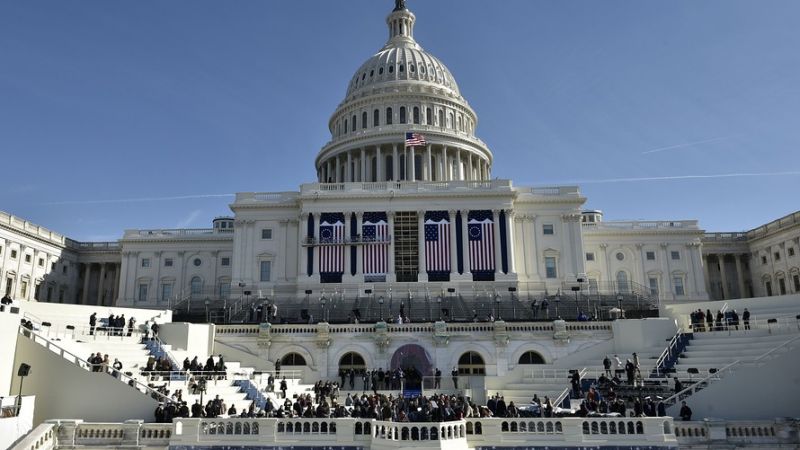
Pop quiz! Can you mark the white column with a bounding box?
[326,160,333,183]
[409,146,416,181]
[702,254,712,299]
[360,148,366,182]
[417,211,427,282]
[387,212,396,282]
[493,211,503,275]
[719,254,729,300]
[441,146,448,181]
[467,153,473,181]
[356,212,364,280]
[426,144,432,181]
[299,213,309,279]
[347,151,353,182]
[460,209,471,276]
[456,149,462,180]
[506,210,516,274]
[376,146,383,181]
[735,254,746,299]
[392,144,399,181]
[449,210,458,278]
[81,263,91,304]
[312,213,321,279]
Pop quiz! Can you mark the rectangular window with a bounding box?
[588,278,599,293]
[11,249,17,259]
[545,257,557,279]
[46,286,53,302]
[58,288,65,303]
[765,281,773,296]
[543,224,554,235]
[649,277,659,296]
[37,258,44,267]
[51,262,56,271]
[261,229,273,240]
[789,248,796,257]
[646,251,656,261]
[138,284,148,302]
[670,251,680,260]
[62,265,68,275]
[673,277,684,296]
[221,257,231,266]
[793,274,800,292]
[21,280,28,297]
[774,252,781,261]
[161,283,173,302]
[260,261,272,282]
[24,254,31,263]
[219,283,230,299]
[4,278,12,296]
[779,278,787,295]
[761,255,768,265]
[141,258,150,268]
[164,258,174,267]
[585,252,595,261]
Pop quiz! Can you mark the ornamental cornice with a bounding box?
[120,236,234,244]
[581,228,705,239]
[296,190,515,202]
[334,91,477,119]
[561,213,582,222]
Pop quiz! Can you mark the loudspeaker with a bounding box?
[364,289,372,294]
[17,363,31,377]
[244,290,252,296]
[305,290,313,295]
[447,288,456,293]
[508,287,517,292]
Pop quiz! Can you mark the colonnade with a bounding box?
[318,143,490,183]
[702,253,750,300]
[299,209,514,282]
[80,262,121,306]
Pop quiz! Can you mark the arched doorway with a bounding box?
[339,352,366,373]
[458,351,485,375]
[518,351,545,365]
[390,344,433,389]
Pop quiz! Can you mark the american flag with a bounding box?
[362,212,388,275]
[319,214,345,274]
[424,211,450,273]
[468,210,495,272]
[405,132,426,147]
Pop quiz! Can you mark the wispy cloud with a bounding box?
[176,209,203,229]
[641,135,738,155]
[40,193,235,206]
[542,170,800,185]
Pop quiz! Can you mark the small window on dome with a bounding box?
[409,64,415,73]
[389,65,394,74]
[399,64,405,73]
[370,70,374,77]
[420,66,426,74]
[361,73,366,80]
[379,67,384,75]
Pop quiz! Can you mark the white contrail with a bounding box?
[546,171,800,185]
[41,193,235,206]
[641,135,738,154]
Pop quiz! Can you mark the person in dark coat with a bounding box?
[89,313,97,335]
[679,401,692,421]
[743,308,751,330]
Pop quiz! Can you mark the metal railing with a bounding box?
[652,329,685,377]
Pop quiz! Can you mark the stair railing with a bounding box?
[17,326,173,405]
[653,329,684,377]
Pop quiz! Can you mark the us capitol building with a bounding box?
[2,2,800,450]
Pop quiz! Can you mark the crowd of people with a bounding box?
[689,308,750,332]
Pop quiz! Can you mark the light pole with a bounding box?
[204,299,210,323]
[16,363,30,416]
[378,296,384,322]
[571,286,580,319]
[555,293,561,319]
[617,294,624,319]
[495,292,501,321]
[320,296,328,323]
[437,296,442,321]
[407,289,413,321]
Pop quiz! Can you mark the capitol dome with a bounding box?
[315,2,493,184]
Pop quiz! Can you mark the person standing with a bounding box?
[434,368,442,389]
[451,367,459,390]
[679,401,692,421]
[280,376,288,399]
[603,355,612,376]
[89,313,97,336]
[743,308,751,330]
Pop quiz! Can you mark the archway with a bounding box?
[390,344,433,389]
[458,351,485,375]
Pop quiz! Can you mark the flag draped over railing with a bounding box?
[468,210,495,273]
[319,213,345,274]
[424,211,450,274]
[362,212,388,275]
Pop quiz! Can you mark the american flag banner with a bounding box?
[319,213,345,274]
[362,212,389,275]
[424,211,451,273]
[405,132,426,147]
[468,210,495,273]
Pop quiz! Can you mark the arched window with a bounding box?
[617,271,630,294]
[438,110,445,127]
[518,351,545,364]
[339,352,366,372]
[362,111,367,129]
[379,67,384,75]
[190,277,202,297]
[386,155,394,180]
[373,109,380,127]
[344,119,348,133]
[386,107,393,125]
[449,112,454,129]
[426,108,432,125]
[413,107,420,124]
[457,351,485,375]
[400,106,407,124]
[389,65,394,74]
[351,115,356,132]
[281,352,307,366]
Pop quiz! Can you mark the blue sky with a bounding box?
[1,0,798,241]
